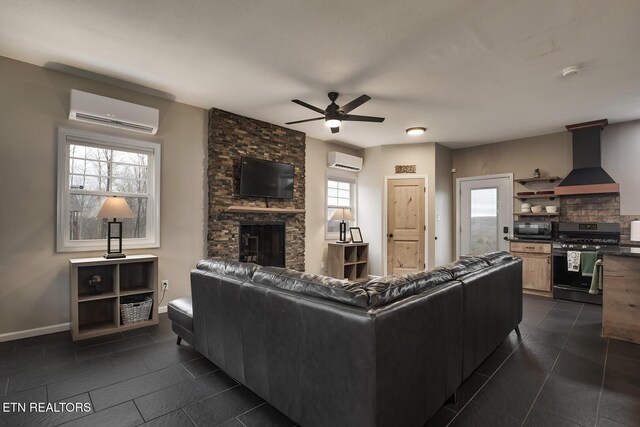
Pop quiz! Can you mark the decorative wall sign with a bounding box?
[395,165,416,174]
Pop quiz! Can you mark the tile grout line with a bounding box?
[520,303,585,426]
[234,401,267,420]
[446,299,558,426]
[131,398,146,423]
[593,338,610,427]
[236,416,249,426]
[181,407,198,426]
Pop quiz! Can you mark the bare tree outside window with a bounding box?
[68,143,149,242]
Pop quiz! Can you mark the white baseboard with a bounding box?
[158,305,167,314]
[0,322,70,343]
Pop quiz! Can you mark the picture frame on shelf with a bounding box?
[350,227,363,243]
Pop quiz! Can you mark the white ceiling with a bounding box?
[1,0,640,148]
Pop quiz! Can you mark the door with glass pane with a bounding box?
[459,176,512,256]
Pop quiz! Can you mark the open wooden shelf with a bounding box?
[514,176,562,184]
[78,291,118,302]
[514,212,559,217]
[70,255,158,341]
[514,196,556,201]
[120,288,155,297]
[226,206,305,214]
[328,243,369,282]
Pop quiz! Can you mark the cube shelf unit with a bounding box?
[327,243,369,283]
[69,254,158,340]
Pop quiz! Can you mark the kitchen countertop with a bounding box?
[599,247,640,258]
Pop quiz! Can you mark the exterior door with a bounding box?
[387,178,425,275]
[459,176,512,256]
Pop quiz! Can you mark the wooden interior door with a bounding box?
[387,178,425,275]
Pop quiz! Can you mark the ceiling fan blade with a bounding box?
[285,117,324,125]
[340,95,371,113]
[292,99,325,114]
[341,114,385,123]
[331,127,340,134]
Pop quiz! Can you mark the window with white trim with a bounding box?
[326,175,357,239]
[57,128,161,252]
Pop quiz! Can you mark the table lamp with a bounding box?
[97,196,134,259]
[330,208,353,243]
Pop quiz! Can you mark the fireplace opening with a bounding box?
[239,222,285,267]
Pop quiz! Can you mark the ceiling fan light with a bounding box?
[325,118,341,128]
[406,127,427,136]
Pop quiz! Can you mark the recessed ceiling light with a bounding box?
[562,66,580,78]
[406,127,427,136]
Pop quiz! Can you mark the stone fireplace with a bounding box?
[239,222,285,267]
[207,108,306,271]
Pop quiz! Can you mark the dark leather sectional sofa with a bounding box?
[189,251,522,427]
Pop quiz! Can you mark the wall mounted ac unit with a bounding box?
[69,89,159,135]
[328,151,363,172]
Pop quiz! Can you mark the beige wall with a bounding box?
[452,132,573,181]
[358,142,447,274]
[0,57,207,337]
[304,137,360,274]
[435,144,453,265]
[357,146,384,275]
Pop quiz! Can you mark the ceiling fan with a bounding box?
[285,92,385,133]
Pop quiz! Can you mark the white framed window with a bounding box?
[326,173,357,240]
[56,128,161,252]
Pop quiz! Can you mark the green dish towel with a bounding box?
[581,252,597,277]
[589,260,603,295]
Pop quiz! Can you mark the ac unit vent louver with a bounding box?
[69,90,159,135]
[328,152,363,172]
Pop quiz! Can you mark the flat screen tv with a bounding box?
[239,157,294,199]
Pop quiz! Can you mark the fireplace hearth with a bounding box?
[239,222,285,267]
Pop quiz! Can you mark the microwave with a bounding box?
[513,221,552,240]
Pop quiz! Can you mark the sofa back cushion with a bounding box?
[196,259,258,281]
[252,266,370,308]
[365,269,453,307]
[477,251,514,266]
[433,257,488,280]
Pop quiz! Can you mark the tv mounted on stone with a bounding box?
[239,156,294,202]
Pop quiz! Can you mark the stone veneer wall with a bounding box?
[560,195,620,224]
[207,108,306,271]
[544,192,640,245]
[558,194,639,243]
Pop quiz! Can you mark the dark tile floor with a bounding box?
[0,295,638,426]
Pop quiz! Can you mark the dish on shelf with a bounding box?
[531,205,543,213]
[545,206,558,213]
[517,192,535,196]
[536,190,555,195]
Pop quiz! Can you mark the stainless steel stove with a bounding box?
[553,222,620,304]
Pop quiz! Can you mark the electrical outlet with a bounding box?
[161,280,169,291]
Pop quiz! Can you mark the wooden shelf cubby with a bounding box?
[70,255,158,340]
[327,243,369,283]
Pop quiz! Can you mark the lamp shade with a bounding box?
[97,196,134,219]
[631,220,640,242]
[330,207,353,221]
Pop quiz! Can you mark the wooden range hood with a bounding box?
[554,119,620,196]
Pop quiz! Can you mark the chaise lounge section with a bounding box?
[183,252,522,427]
